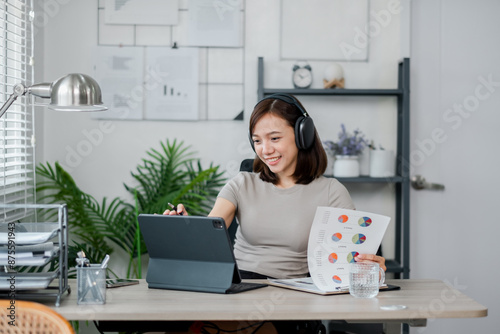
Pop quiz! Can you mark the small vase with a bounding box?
[333,155,360,177]
[369,150,395,177]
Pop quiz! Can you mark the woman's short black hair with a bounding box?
[249,96,327,185]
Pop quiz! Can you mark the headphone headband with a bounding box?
[255,93,309,118]
[250,93,315,151]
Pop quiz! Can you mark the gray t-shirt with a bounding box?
[217,172,355,279]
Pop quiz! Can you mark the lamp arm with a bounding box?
[0,84,27,119]
[27,83,51,98]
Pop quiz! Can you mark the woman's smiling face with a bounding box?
[251,113,298,182]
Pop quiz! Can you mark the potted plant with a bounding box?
[330,124,367,177]
[36,139,226,279]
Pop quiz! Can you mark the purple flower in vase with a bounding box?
[331,124,367,156]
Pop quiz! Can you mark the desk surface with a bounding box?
[48,279,487,322]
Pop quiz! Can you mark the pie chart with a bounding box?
[347,251,359,263]
[332,275,342,284]
[352,233,366,244]
[328,253,338,263]
[338,215,349,223]
[331,232,342,242]
[358,217,372,227]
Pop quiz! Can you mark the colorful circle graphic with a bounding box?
[328,253,338,264]
[358,217,372,227]
[352,233,366,244]
[332,275,342,284]
[331,233,342,242]
[347,251,359,263]
[338,215,349,223]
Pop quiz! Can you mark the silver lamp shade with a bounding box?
[48,73,107,111]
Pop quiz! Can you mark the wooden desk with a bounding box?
[48,279,487,333]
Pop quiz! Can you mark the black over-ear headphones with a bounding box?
[249,93,315,151]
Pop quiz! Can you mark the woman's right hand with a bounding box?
[163,203,188,216]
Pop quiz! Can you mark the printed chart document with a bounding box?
[268,207,390,294]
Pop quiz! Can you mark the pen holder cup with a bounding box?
[76,264,107,305]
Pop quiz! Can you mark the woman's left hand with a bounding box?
[355,254,386,272]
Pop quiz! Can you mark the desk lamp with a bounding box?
[0,73,107,118]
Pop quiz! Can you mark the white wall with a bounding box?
[35,3,405,319]
[37,0,402,234]
[410,0,498,333]
[35,1,500,333]
[38,0,249,199]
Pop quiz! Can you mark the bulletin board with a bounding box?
[97,1,244,121]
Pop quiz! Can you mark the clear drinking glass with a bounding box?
[349,262,385,298]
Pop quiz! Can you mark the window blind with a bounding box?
[0,0,35,223]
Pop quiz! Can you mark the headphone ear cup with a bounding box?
[294,116,315,150]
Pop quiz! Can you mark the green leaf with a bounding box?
[36,138,226,279]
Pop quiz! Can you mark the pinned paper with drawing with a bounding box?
[92,46,144,120]
[187,0,242,47]
[268,207,390,294]
[144,47,199,121]
[105,0,179,25]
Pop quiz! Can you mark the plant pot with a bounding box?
[369,150,395,177]
[333,155,360,177]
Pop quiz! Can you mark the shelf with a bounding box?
[262,88,403,96]
[0,203,69,306]
[328,176,404,183]
[0,271,58,290]
[257,57,411,279]
[0,222,60,245]
[385,260,404,273]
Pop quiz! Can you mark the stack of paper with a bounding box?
[0,242,59,266]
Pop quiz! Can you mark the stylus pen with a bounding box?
[168,203,184,215]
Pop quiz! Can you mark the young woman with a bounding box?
[164,94,386,334]
[165,94,385,277]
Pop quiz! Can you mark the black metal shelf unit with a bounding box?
[257,57,410,278]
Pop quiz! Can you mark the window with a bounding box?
[0,0,35,222]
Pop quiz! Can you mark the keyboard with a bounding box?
[226,282,268,294]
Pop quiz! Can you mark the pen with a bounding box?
[100,254,110,269]
[168,203,183,215]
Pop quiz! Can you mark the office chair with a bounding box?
[0,299,75,334]
[239,158,254,172]
[226,159,254,243]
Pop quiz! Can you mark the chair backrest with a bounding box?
[0,299,75,334]
[239,158,254,172]
[227,159,255,243]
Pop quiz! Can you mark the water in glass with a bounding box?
[349,262,381,298]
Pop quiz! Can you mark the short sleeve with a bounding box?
[217,172,246,209]
[329,179,356,210]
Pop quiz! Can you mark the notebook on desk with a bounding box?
[138,214,267,294]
